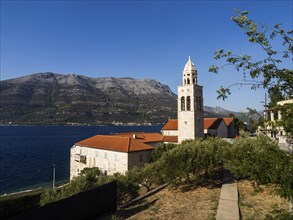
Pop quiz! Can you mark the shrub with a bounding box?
[157,137,230,185]
[152,143,177,161]
[113,172,139,203]
[224,135,293,200]
[40,167,106,206]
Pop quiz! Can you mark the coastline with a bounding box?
[0,125,162,196]
[0,180,70,197]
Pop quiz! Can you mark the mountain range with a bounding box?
[0,72,248,125]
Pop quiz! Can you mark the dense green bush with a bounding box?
[223,135,282,183]
[112,172,139,202]
[40,167,109,206]
[152,143,177,161]
[40,167,140,206]
[223,135,293,200]
[157,137,230,185]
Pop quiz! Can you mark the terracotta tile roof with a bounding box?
[222,118,233,126]
[204,118,218,129]
[162,118,227,130]
[76,135,153,153]
[162,119,178,130]
[162,136,178,143]
[112,132,164,143]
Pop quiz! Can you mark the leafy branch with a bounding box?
[209,9,293,100]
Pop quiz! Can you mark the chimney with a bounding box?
[132,134,136,139]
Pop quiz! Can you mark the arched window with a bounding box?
[184,79,186,85]
[187,96,191,111]
[181,97,185,111]
[195,96,198,110]
[187,78,190,85]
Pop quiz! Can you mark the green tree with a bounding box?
[157,138,230,185]
[127,163,161,192]
[223,135,293,200]
[151,143,177,161]
[40,167,106,206]
[209,9,293,100]
[209,9,293,99]
[268,85,284,108]
[209,9,292,136]
[113,172,139,203]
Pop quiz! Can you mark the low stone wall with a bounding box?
[9,181,117,220]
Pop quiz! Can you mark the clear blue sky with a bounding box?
[1,1,292,112]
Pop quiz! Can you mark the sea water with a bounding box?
[0,125,162,195]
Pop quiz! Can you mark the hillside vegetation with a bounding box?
[0,73,248,125]
[0,73,176,125]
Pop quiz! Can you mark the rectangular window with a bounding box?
[139,154,143,162]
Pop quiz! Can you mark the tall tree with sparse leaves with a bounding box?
[209,9,292,135]
[209,9,292,100]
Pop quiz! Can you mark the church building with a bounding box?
[70,57,206,178]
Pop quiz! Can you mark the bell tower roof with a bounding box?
[183,56,196,72]
[183,56,197,85]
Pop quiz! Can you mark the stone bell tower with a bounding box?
[178,56,204,143]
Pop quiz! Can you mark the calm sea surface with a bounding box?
[0,125,162,195]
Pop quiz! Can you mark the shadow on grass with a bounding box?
[178,168,225,192]
[116,198,159,219]
[99,198,159,220]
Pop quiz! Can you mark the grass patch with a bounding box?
[238,180,290,220]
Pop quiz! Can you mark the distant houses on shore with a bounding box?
[162,117,239,138]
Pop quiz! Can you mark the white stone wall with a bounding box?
[128,150,153,170]
[178,84,204,143]
[162,130,178,136]
[70,145,128,180]
[70,145,153,180]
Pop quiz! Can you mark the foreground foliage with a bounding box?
[223,136,293,200]
[40,167,138,206]
[40,136,293,207]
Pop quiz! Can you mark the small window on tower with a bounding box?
[187,96,191,111]
[181,97,185,111]
[187,78,190,84]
